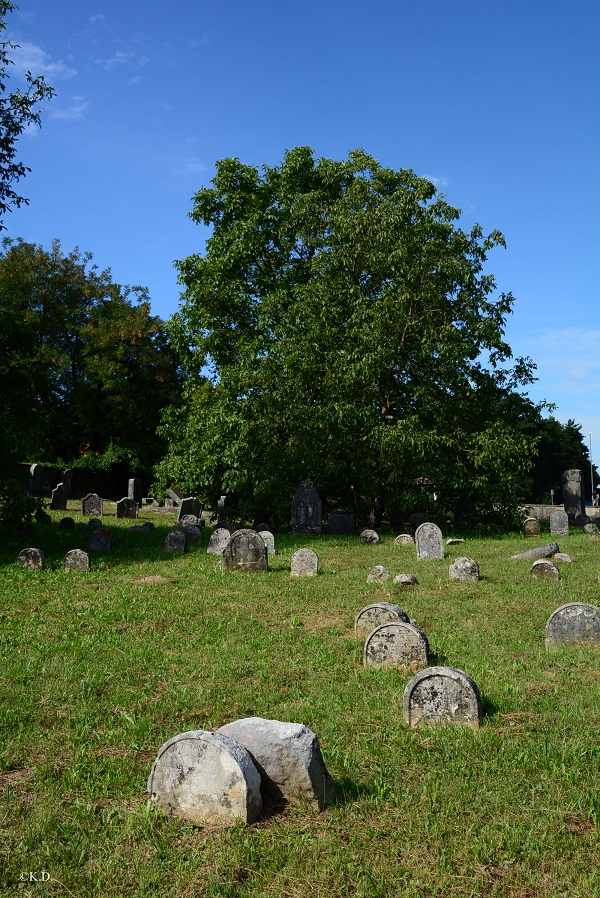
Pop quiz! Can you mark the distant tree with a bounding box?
[529,416,597,503]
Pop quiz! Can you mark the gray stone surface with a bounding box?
[584,523,600,535]
[89,528,113,552]
[415,522,444,560]
[257,530,275,555]
[216,717,335,811]
[393,573,419,586]
[562,469,584,520]
[178,497,203,523]
[523,517,541,538]
[530,559,560,580]
[215,520,237,534]
[128,522,156,532]
[510,542,559,561]
[207,527,232,555]
[545,602,600,650]
[354,602,409,636]
[116,497,138,519]
[327,511,355,535]
[446,538,465,546]
[221,529,268,572]
[360,529,379,545]
[164,530,187,554]
[81,493,103,517]
[128,478,143,503]
[166,488,184,506]
[184,524,203,542]
[291,480,322,535]
[64,549,90,571]
[366,565,390,582]
[549,509,569,536]
[180,514,199,526]
[394,533,415,546]
[50,482,68,511]
[449,557,480,582]
[290,547,318,577]
[363,622,428,669]
[147,730,262,824]
[18,547,45,570]
[402,666,482,729]
[59,516,75,530]
[553,553,574,563]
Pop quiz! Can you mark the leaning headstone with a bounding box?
[360,529,379,545]
[81,493,103,517]
[530,559,560,580]
[290,480,322,535]
[549,509,569,536]
[562,469,585,520]
[207,527,231,555]
[89,528,113,552]
[128,478,143,504]
[64,549,90,572]
[327,511,355,535]
[178,497,202,523]
[395,533,415,546]
[59,516,75,531]
[449,557,480,582]
[523,517,541,538]
[510,542,559,561]
[402,667,482,729]
[116,497,138,519]
[147,730,262,825]
[18,548,45,570]
[166,488,184,506]
[366,565,390,582]
[257,529,275,555]
[363,622,428,669]
[221,529,268,572]
[354,603,409,636]
[164,530,187,554]
[393,573,419,586]
[545,603,600,650]
[290,548,318,577]
[216,717,335,811]
[415,522,444,560]
[50,482,68,511]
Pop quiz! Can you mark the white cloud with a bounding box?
[423,173,449,189]
[50,95,90,122]
[10,40,77,80]
[90,14,105,25]
[94,49,148,71]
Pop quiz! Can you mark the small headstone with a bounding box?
[166,488,184,506]
[393,573,418,586]
[545,602,600,650]
[50,482,68,511]
[257,529,275,555]
[254,523,271,534]
[360,529,379,545]
[354,603,409,636]
[449,557,480,582]
[523,517,541,538]
[446,538,465,546]
[164,530,187,554]
[183,524,203,542]
[366,565,390,582]
[64,549,90,571]
[575,513,591,527]
[291,479,322,535]
[147,730,262,824]
[327,511,355,535]
[59,516,75,531]
[584,523,600,535]
[87,517,103,531]
[35,510,52,525]
[116,497,138,519]
[89,528,113,552]
[402,667,482,729]
[207,527,231,555]
[415,522,444,560]
[216,718,335,811]
[530,559,560,580]
[221,529,268,572]
[562,469,584,520]
[178,497,202,523]
[549,509,569,536]
[553,553,574,563]
[128,478,143,504]
[363,622,428,669]
[164,498,174,510]
[290,548,318,577]
[18,548,45,570]
[81,493,103,517]
[510,542,559,561]
[395,534,415,546]
[180,514,198,526]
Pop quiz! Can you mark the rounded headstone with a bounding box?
[446,538,465,546]
[553,553,574,563]
[360,529,379,545]
[583,523,600,535]
[87,518,103,531]
[221,529,268,572]
[59,516,75,531]
[207,527,231,555]
[183,524,203,542]
[64,549,90,571]
[290,547,318,578]
[523,517,541,538]
[89,528,113,552]
[530,559,560,580]
[180,514,199,526]
[215,520,236,535]
[549,509,569,536]
[257,530,275,555]
[415,522,444,560]
[545,602,600,650]
[354,602,409,636]
[164,530,187,553]
[366,565,390,583]
[403,667,482,729]
[394,533,415,546]
[449,557,480,582]
[18,548,45,570]
[392,573,419,586]
[363,622,428,669]
[147,730,262,825]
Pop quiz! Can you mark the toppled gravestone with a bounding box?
[510,542,559,561]
[221,529,268,572]
[216,717,335,811]
[366,565,390,583]
[147,730,262,825]
[449,557,480,582]
[403,666,482,729]
[530,559,560,580]
[354,602,409,636]
[18,548,45,570]
[63,549,90,571]
[393,573,419,585]
[364,622,428,670]
[290,547,318,577]
[545,602,600,650]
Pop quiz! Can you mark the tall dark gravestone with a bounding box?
[291,480,322,535]
[561,469,584,521]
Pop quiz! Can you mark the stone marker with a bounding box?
[59,516,75,530]
[360,529,379,545]
[147,730,262,825]
[87,517,103,531]
[50,482,68,511]
[183,525,203,542]
[562,469,584,520]
[216,717,335,811]
[584,522,600,535]
[530,559,560,580]
[178,497,203,523]
[180,514,199,526]
[446,538,465,546]
[81,493,102,517]
[545,602,600,650]
[553,553,574,563]
[366,565,390,582]
[257,530,275,555]
[291,480,322,535]
[364,622,428,669]
[64,549,90,571]
[254,523,271,534]
[221,529,268,572]
[129,521,156,532]
[18,548,45,570]
[116,497,138,519]
[510,542,559,561]
[207,527,231,555]
[549,509,569,536]
[164,530,187,554]
[166,488,184,506]
[523,517,541,538]
[393,573,419,585]
[449,557,480,582]
[164,497,174,510]
[327,511,355,535]
[403,667,482,729]
[354,602,409,636]
[35,510,52,525]
[290,547,318,577]
[395,533,415,546]
[415,522,444,560]
[89,528,113,551]
[128,478,143,504]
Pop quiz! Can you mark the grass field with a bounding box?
[1,505,599,897]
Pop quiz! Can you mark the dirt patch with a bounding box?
[0,768,33,789]
[132,575,177,586]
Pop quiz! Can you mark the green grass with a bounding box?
[1,505,599,897]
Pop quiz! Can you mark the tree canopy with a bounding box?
[158,147,542,527]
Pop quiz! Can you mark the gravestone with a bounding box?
[50,482,68,511]
[530,559,560,580]
[221,529,268,572]
[62,469,73,497]
[183,524,203,542]
[510,542,559,561]
[393,573,419,585]
[166,488,184,506]
[129,521,156,532]
[562,469,585,520]
[128,478,143,504]
[360,529,379,545]
[18,548,45,570]
[59,516,75,531]
[549,509,569,536]
[116,497,138,519]
[363,622,428,669]
[164,530,187,554]
[327,511,355,535]
[89,528,113,551]
[290,547,318,577]
[402,667,482,729]
[216,718,335,811]
[81,493,103,517]
[64,549,90,571]
[164,498,175,510]
[354,602,409,636]
[584,522,600,536]
[449,557,480,582]
[291,480,322,535]
[545,603,600,650]
[446,538,465,546]
[147,730,262,824]
[178,497,203,523]
[35,510,52,525]
[207,527,232,555]
[366,565,390,582]
[523,517,541,538]
[254,523,271,534]
[180,514,199,526]
[415,522,444,559]
[395,534,415,546]
[257,530,275,555]
[553,553,574,563]
[87,518,103,531]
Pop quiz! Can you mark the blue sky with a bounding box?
[5,0,599,461]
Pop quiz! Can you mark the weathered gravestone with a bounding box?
[415,523,444,560]
[446,538,465,546]
[183,525,203,542]
[393,573,419,585]
[366,565,390,582]
[128,478,143,504]
[553,553,574,563]
[290,547,318,577]
[545,602,600,650]
[164,530,187,554]
[403,667,482,729]
[222,530,268,572]
[354,603,409,636]
[180,514,199,526]
[510,542,559,561]
[584,522,600,536]
[147,730,262,825]
[129,521,156,532]
[360,529,379,545]
[164,498,174,510]
[59,516,75,531]
[327,511,355,535]
[549,509,569,536]
[291,480,322,535]
[562,469,585,521]
[530,559,560,580]
[363,622,428,669]
[89,528,113,552]
[216,718,335,811]
[523,517,541,538]
[116,497,138,519]
[50,482,68,511]
[178,497,203,523]
[207,527,232,555]
[449,557,480,582]
[81,493,103,517]
[257,530,275,555]
[64,549,90,571]
[87,518,103,531]
[395,533,415,546]
[166,488,184,506]
[18,548,45,570]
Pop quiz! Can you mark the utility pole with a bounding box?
[589,433,595,504]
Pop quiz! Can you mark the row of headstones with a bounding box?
[18,547,91,571]
[523,512,600,538]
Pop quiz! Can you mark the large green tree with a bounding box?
[158,147,539,528]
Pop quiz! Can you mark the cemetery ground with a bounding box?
[1,507,599,898]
